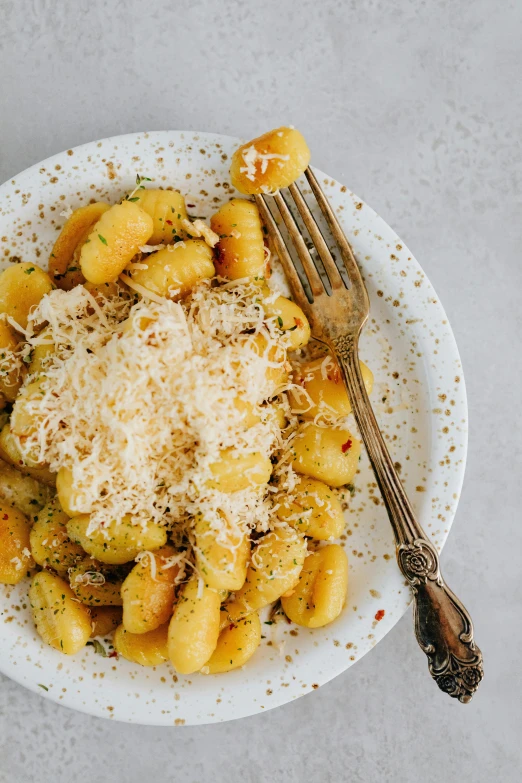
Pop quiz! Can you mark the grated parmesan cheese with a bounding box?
[240,146,291,182]
[15,280,300,548]
[180,218,219,248]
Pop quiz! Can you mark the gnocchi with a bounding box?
[0,319,24,401]
[291,423,361,487]
[208,448,272,492]
[281,545,348,628]
[80,200,154,284]
[0,458,53,516]
[132,188,188,244]
[10,379,46,463]
[56,466,92,517]
[128,239,215,299]
[168,576,221,674]
[49,202,110,290]
[290,356,373,419]
[89,606,123,637]
[114,622,170,667]
[230,127,310,195]
[27,330,55,378]
[121,546,179,633]
[0,502,33,584]
[260,287,311,351]
[274,476,345,540]
[30,498,84,574]
[229,528,307,618]
[0,263,53,330]
[68,556,126,606]
[210,199,267,280]
[194,513,250,591]
[0,422,55,485]
[29,571,92,654]
[204,611,261,674]
[66,514,167,564]
[239,331,289,392]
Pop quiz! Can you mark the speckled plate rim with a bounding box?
[0,131,468,725]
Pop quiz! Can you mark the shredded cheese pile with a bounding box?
[17,280,297,541]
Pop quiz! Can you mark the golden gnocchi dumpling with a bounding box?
[49,202,110,290]
[274,477,345,540]
[0,422,55,486]
[68,556,126,606]
[194,513,250,591]
[204,611,261,674]
[0,263,53,330]
[0,319,24,402]
[230,127,311,195]
[260,286,311,350]
[281,545,348,628]
[10,379,46,464]
[80,201,154,284]
[132,189,188,244]
[29,571,92,654]
[0,458,52,516]
[30,498,84,574]
[27,331,55,378]
[0,502,33,584]
[113,622,169,666]
[207,448,272,492]
[168,576,221,674]
[229,527,307,618]
[239,331,289,392]
[290,356,373,419]
[121,546,179,634]
[291,423,361,488]
[129,239,215,299]
[233,397,261,429]
[89,605,123,637]
[210,199,267,280]
[66,514,167,565]
[56,466,92,517]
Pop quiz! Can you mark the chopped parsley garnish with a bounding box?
[87,639,107,656]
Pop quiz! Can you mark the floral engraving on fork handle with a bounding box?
[330,333,483,702]
[398,540,483,703]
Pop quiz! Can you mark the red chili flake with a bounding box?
[341,439,352,453]
[294,318,303,328]
[108,650,119,658]
[2,514,8,520]
[187,203,196,208]
[375,609,385,621]
[166,219,173,225]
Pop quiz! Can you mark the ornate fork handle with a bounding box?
[331,333,483,702]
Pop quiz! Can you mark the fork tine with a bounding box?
[254,195,311,315]
[305,167,364,289]
[287,182,344,291]
[272,192,325,300]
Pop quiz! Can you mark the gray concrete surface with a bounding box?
[1,0,521,780]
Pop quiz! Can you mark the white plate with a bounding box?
[0,131,467,725]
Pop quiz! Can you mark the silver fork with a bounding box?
[255,169,484,703]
